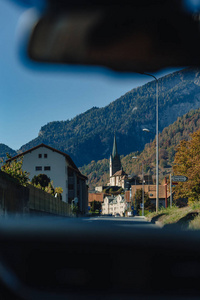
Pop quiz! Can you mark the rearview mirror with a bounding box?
[28,1,200,72]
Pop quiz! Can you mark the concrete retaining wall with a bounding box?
[0,171,70,217]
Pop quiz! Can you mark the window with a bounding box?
[44,154,48,158]
[68,168,74,177]
[44,166,51,171]
[38,154,42,158]
[68,184,74,190]
[35,166,42,171]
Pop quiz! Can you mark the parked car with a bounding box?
[115,213,121,217]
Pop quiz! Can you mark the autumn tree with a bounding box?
[1,155,29,186]
[134,189,155,212]
[173,129,200,204]
[54,187,63,200]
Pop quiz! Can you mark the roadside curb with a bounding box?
[148,217,164,228]
[155,221,164,228]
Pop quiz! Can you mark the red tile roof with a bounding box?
[88,193,104,203]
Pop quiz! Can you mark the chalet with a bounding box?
[6,144,88,213]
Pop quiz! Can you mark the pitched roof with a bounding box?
[112,169,128,177]
[6,143,87,180]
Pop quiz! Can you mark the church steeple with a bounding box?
[112,134,118,158]
[110,133,121,177]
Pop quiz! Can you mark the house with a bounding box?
[102,194,127,216]
[130,184,171,208]
[88,192,104,206]
[6,144,88,213]
[95,186,107,192]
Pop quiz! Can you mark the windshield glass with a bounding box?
[1,0,200,228]
[2,1,200,299]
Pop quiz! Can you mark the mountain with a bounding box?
[0,144,17,162]
[17,68,200,167]
[80,107,200,189]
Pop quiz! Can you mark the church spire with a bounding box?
[110,133,121,177]
[112,133,118,158]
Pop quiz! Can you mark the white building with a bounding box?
[109,169,128,188]
[6,144,88,213]
[102,194,127,216]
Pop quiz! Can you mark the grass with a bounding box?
[191,201,200,210]
[146,203,200,230]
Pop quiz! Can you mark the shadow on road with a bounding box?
[87,217,157,228]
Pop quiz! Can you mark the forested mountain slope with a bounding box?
[0,144,17,162]
[15,68,200,167]
[80,108,200,189]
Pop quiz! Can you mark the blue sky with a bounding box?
[0,0,180,151]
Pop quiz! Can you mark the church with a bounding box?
[108,134,128,188]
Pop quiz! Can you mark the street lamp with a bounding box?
[142,162,144,217]
[132,156,144,216]
[141,73,159,213]
[132,156,137,214]
[142,128,151,133]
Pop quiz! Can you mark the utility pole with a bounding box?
[132,156,138,215]
[135,176,137,215]
[142,73,159,212]
[142,162,144,216]
[165,177,168,208]
[133,157,145,216]
[170,174,172,208]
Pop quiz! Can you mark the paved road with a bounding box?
[81,215,159,229]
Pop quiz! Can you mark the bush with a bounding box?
[31,174,50,188]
